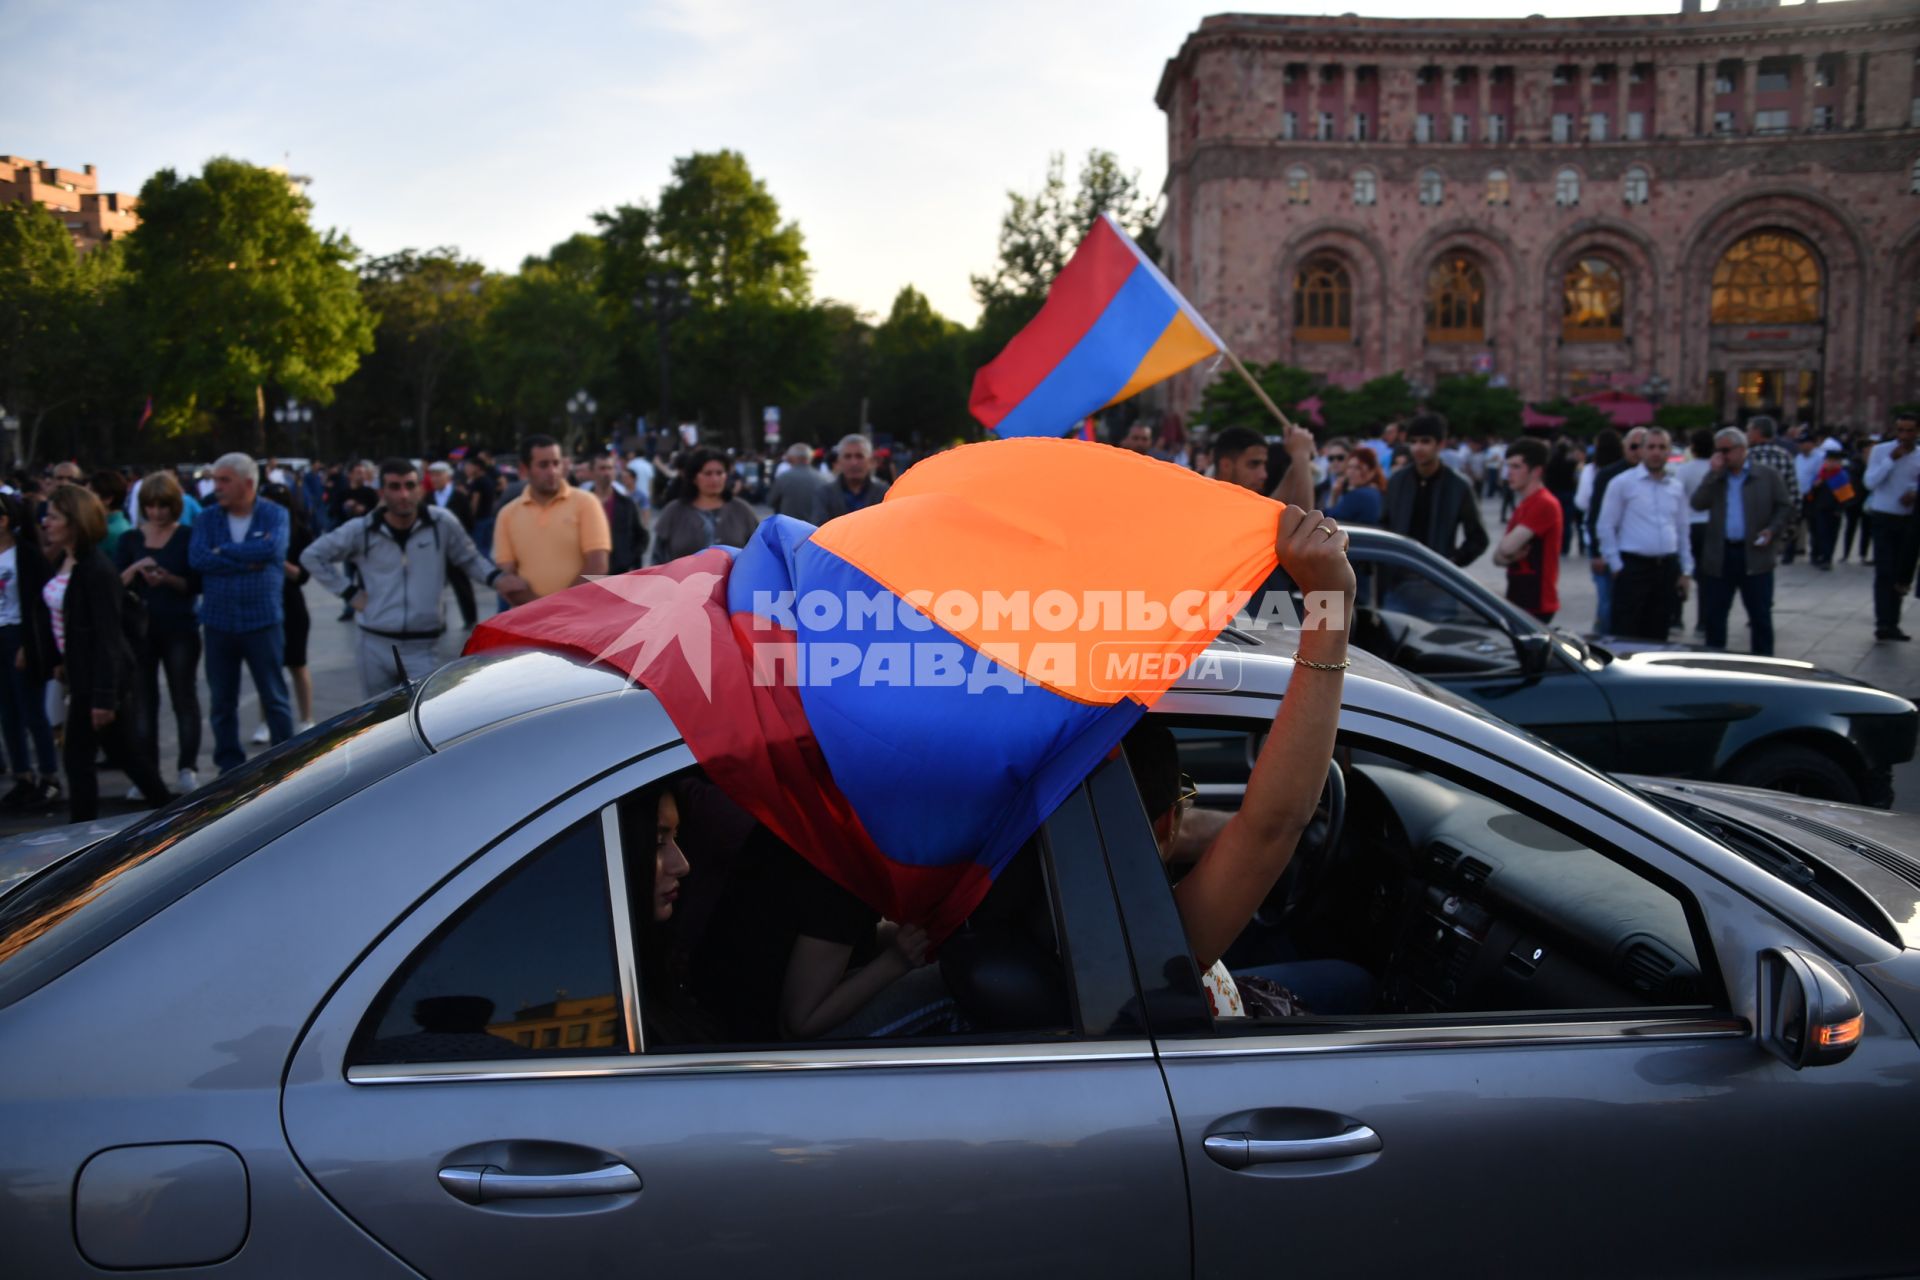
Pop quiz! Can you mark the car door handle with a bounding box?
[437,1162,642,1204]
[1203,1126,1381,1169]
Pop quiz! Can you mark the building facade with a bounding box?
[0,157,139,252]
[1155,0,1920,429]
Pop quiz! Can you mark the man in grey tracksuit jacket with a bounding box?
[301,460,524,696]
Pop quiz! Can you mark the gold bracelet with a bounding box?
[1292,650,1351,671]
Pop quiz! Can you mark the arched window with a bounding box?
[1425,255,1485,343]
[1555,168,1581,207]
[1353,169,1377,206]
[1293,255,1353,342]
[1563,258,1625,342]
[1711,231,1823,324]
[1286,165,1311,204]
[1624,166,1650,205]
[1485,169,1510,206]
[1419,169,1444,206]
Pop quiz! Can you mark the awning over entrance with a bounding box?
[1576,389,1656,427]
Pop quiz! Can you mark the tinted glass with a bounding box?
[0,690,423,1011]
[351,818,627,1064]
[1355,560,1520,677]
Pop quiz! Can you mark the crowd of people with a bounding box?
[0,430,908,825]
[0,409,1912,829]
[1185,408,1920,653]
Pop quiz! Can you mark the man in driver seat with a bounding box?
[1121,504,1374,1017]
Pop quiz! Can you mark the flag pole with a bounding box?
[1221,348,1300,436]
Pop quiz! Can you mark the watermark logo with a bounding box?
[1088,644,1243,695]
[582,577,1342,700]
[589,572,724,699]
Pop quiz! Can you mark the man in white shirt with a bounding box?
[1864,413,1920,641]
[1596,426,1693,641]
[625,451,656,517]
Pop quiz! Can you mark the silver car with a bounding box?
[2,640,1917,1278]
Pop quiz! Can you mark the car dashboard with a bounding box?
[1350,762,1708,1015]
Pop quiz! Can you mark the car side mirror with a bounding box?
[1514,631,1554,675]
[1758,947,1864,1069]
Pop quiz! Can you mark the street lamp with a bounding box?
[638,270,689,437]
[566,389,598,453]
[0,406,19,471]
[272,398,313,457]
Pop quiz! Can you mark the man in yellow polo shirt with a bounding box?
[493,435,612,603]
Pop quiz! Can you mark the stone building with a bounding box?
[1155,0,1920,430]
[0,157,139,252]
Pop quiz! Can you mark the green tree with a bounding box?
[869,287,969,444]
[1320,373,1417,441]
[1429,374,1522,438]
[476,234,616,446]
[1654,402,1718,436]
[1196,360,1317,435]
[970,149,1159,371]
[0,202,133,463]
[597,152,824,447]
[358,248,491,456]
[785,302,874,447]
[123,157,374,451]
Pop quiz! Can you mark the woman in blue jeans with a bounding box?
[0,493,61,810]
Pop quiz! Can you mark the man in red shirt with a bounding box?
[1494,437,1561,623]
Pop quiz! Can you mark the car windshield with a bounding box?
[1634,788,1897,945]
[0,688,425,1011]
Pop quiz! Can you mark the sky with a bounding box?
[9,0,1682,325]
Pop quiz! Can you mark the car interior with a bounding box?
[1172,721,1719,1023]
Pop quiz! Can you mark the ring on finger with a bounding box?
[1317,523,1338,538]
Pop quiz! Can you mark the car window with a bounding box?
[0,690,424,1013]
[619,774,1077,1052]
[352,769,1084,1066]
[349,818,627,1065]
[1355,559,1520,676]
[1162,720,1718,1026]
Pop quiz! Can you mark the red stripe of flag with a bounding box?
[969,218,1142,431]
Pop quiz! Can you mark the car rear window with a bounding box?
[0,689,424,1011]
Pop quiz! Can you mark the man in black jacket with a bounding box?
[591,453,649,574]
[1384,413,1488,566]
[426,461,479,627]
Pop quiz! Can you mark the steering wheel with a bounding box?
[1273,760,1347,922]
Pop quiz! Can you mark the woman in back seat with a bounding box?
[693,824,935,1042]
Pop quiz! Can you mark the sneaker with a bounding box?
[125,784,142,801]
[251,723,270,745]
[1874,628,1912,642]
[34,776,62,809]
[1,777,37,810]
[177,768,199,794]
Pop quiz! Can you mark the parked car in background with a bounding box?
[1331,527,1918,806]
[2,643,1918,1277]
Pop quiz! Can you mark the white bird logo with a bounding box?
[584,571,725,700]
